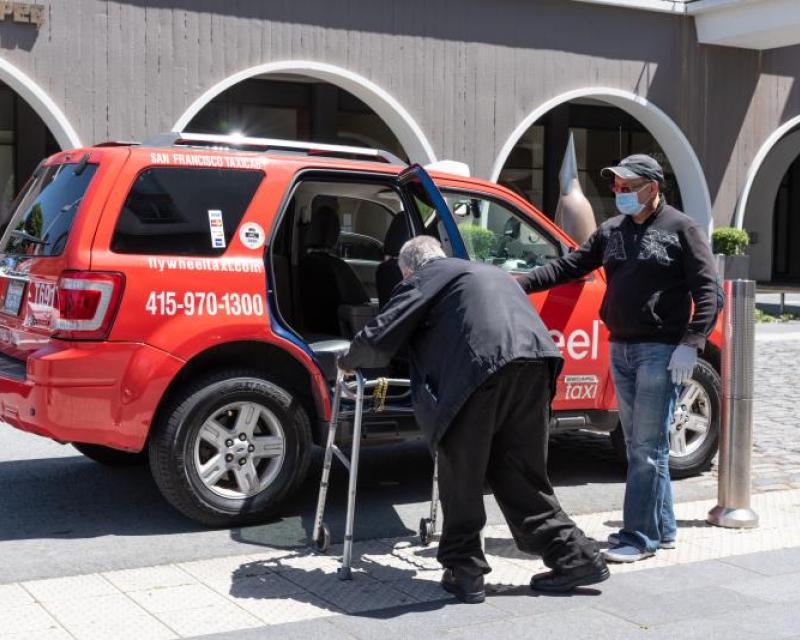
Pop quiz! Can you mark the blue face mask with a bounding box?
[615,185,650,216]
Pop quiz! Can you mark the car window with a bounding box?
[444,191,561,272]
[0,162,98,257]
[111,167,262,256]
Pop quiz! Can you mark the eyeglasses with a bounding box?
[610,181,651,194]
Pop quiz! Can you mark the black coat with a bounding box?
[339,257,563,448]
[517,202,719,350]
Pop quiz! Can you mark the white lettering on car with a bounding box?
[145,291,265,317]
[147,153,268,170]
[549,320,600,360]
[145,257,264,273]
[562,375,599,400]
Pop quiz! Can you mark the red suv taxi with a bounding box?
[0,133,722,525]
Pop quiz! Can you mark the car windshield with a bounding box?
[0,162,98,257]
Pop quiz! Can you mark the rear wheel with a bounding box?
[610,358,720,479]
[148,370,312,526]
[72,443,147,466]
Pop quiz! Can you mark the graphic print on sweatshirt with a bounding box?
[603,230,627,263]
[638,229,681,266]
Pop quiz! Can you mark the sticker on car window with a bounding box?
[208,209,226,249]
[239,222,265,250]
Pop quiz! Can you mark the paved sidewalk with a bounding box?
[3,489,799,640]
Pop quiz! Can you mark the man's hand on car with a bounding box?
[667,344,697,386]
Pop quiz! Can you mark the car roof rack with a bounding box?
[142,131,407,166]
[94,140,141,147]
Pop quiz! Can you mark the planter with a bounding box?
[716,254,750,280]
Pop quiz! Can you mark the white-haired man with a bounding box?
[339,235,608,604]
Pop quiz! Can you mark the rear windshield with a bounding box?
[0,162,98,257]
[110,167,263,256]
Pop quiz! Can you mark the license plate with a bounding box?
[2,280,25,316]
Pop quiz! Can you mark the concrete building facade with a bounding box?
[1,0,799,282]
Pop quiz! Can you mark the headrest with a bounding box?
[306,205,340,249]
[384,213,410,257]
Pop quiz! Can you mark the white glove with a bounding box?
[668,345,697,386]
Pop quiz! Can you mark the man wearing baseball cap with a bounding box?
[517,154,720,563]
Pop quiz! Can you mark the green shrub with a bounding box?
[711,227,749,256]
[459,224,496,261]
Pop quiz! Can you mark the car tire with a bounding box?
[148,370,312,527]
[609,357,721,479]
[72,443,147,466]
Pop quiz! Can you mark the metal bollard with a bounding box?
[708,279,759,528]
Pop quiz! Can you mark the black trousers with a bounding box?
[436,359,598,575]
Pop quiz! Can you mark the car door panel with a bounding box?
[434,178,612,412]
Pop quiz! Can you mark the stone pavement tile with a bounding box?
[0,603,60,635]
[40,592,147,627]
[692,527,800,557]
[262,549,347,574]
[722,572,800,603]
[646,601,800,640]
[593,584,766,627]
[154,600,262,636]
[195,616,355,640]
[211,569,306,601]
[21,573,117,602]
[721,546,800,575]
[3,629,73,640]
[233,593,339,625]
[279,568,419,613]
[102,564,196,593]
[600,558,764,595]
[484,558,540,592]
[0,583,34,609]
[384,541,443,572]
[127,583,231,614]
[328,598,507,640]
[347,540,430,582]
[605,541,719,574]
[178,554,273,584]
[486,587,598,618]
[63,615,177,640]
[385,576,451,603]
[445,607,642,640]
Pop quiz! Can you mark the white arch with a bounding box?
[174,60,436,164]
[0,57,80,149]
[491,88,712,234]
[734,114,800,229]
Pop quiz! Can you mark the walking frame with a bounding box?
[311,367,440,580]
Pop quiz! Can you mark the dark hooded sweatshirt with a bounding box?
[517,201,720,351]
[339,257,563,448]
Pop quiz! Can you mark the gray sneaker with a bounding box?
[608,533,676,550]
[602,544,655,563]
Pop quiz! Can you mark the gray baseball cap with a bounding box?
[602,154,664,184]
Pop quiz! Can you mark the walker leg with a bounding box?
[312,371,343,552]
[420,453,440,546]
[339,374,365,580]
[429,453,439,532]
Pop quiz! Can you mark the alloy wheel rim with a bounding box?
[192,401,286,498]
[669,380,711,459]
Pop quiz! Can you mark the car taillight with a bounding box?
[52,271,125,340]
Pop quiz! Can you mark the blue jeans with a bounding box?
[610,342,679,553]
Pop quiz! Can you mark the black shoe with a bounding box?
[441,568,486,604]
[530,554,610,593]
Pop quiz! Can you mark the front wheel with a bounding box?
[610,358,721,479]
[148,370,312,526]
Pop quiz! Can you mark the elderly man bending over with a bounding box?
[338,235,608,604]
